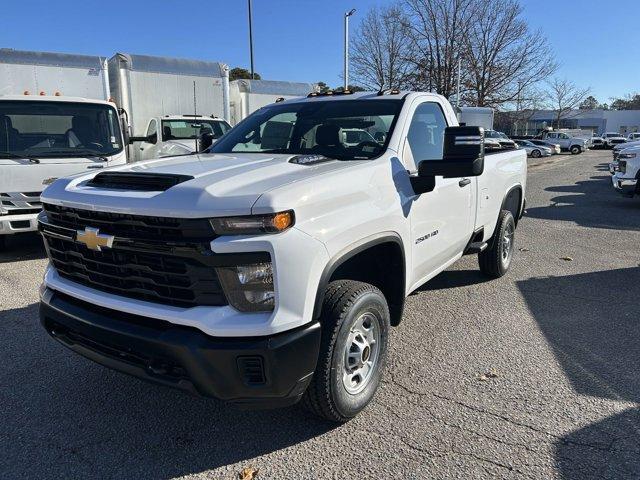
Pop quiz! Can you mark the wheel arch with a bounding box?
[501,184,524,225]
[313,233,406,327]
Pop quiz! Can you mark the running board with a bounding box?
[464,241,488,255]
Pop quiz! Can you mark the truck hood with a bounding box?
[615,140,640,151]
[0,152,126,194]
[41,152,357,217]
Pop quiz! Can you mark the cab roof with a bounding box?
[276,90,443,105]
[0,95,115,106]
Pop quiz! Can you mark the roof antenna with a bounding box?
[193,81,198,154]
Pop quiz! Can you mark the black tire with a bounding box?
[302,280,390,423]
[531,149,541,158]
[0,235,5,251]
[570,145,581,154]
[479,210,516,278]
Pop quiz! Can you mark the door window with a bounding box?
[403,102,447,171]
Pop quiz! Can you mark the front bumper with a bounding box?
[0,212,39,235]
[612,176,638,196]
[40,287,321,408]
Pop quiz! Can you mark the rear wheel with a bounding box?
[303,280,390,423]
[570,145,581,154]
[531,149,541,158]
[479,210,515,278]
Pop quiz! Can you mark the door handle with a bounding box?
[459,178,471,187]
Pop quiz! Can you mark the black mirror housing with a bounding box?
[198,132,215,152]
[418,126,485,179]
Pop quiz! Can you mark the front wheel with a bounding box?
[479,210,516,278]
[570,145,581,154]
[531,149,541,158]
[302,280,390,422]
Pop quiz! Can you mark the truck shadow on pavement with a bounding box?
[517,267,640,479]
[0,303,335,479]
[525,174,640,231]
[413,268,491,292]
[0,233,47,264]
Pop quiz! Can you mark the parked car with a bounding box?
[602,132,627,148]
[38,91,527,422]
[612,145,640,196]
[485,129,517,149]
[541,131,587,154]
[515,139,552,158]
[530,139,561,154]
[627,132,640,142]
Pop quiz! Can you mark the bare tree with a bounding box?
[349,5,413,90]
[461,0,557,108]
[545,78,591,128]
[403,0,474,98]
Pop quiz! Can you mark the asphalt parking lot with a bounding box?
[1,149,639,479]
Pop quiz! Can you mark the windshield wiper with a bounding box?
[0,151,40,163]
[32,149,109,162]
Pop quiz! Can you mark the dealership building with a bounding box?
[523,109,640,135]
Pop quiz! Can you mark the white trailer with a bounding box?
[229,79,314,125]
[0,49,126,247]
[457,106,494,130]
[108,53,230,161]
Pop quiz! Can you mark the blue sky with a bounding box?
[1,0,637,102]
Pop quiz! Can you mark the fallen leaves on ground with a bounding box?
[518,247,530,252]
[560,256,573,261]
[239,467,259,479]
[477,369,499,381]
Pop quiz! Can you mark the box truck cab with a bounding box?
[134,115,231,160]
[0,50,126,247]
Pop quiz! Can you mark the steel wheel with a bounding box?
[342,312,381,395]
[501,221,515,265]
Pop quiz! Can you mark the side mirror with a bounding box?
[418,126,484,179]
[198,132,215,152]
[129,132,157,145]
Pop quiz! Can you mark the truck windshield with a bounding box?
[161,119,231,140]
[209,99,403,160]
[0,100,123,159]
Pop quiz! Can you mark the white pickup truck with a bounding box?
[612,145,640,196]
[541,131,587,154]
[38,91,527,421]
[131,115,231,161]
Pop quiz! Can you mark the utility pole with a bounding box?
[344,9,356,90]
[248,0,255,79]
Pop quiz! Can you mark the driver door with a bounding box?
[403,101,474,287]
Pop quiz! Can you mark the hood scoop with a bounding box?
[288,154,335,166]
[86,172,194,191]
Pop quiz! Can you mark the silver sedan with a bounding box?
[515,140,552,158]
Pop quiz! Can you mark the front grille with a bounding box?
[39,203,233,308]
[43,203,214,242]
[0,191,42,216]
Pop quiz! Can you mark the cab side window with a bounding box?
[403,102,448,172]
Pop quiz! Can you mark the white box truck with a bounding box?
[0,49,127,248]
[228,79,314,125]
[108,53,231,161]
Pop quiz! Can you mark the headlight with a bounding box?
[619,153,636,159]
[210,211,294,235]
[216,261,275,312]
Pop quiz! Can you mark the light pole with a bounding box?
[344,8,356,90]
[248,0,255,79]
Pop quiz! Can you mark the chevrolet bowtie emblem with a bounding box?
[76,227,114,251]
